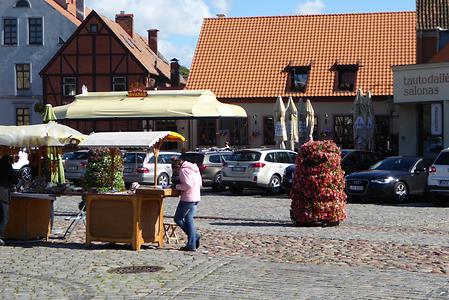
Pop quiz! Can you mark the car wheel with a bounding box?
[267,175,281,195]
[393,181,408,203]
[212,173,225,192]
[230,185,243,195]
[19,166,32,182]
[157,173,169,187]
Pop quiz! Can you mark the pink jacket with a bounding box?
[176,161,202,202]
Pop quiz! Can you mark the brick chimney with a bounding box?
[115,11,134,37]
[148,29,159,54]
[170,58,180,87]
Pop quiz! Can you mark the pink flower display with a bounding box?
[290,140,347,226]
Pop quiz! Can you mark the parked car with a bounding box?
[123,151,180,186]
[427,148,449,202]
[221,148,296,195]
[282,149,382,192]
[345,156,428,203]
[180,150,233,191]
[64,150,90,183]
[62,151,74,162]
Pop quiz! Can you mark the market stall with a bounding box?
[0,122,85,240]
[79,131,185,250]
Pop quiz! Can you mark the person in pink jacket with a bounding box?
[173,155,202,251]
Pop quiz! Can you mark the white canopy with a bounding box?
[78,131,186,148]
[53,90,247,119]
[0,122,85,147]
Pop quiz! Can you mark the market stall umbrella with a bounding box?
[298,98,315,145]
[42,104,65,185]
[364,91,375,151]
[79,131,186,186]
[0,122,85,147]
[273,96,287,149]
[353,89,368,150]
[285,97,298,151]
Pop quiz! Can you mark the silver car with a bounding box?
[221,148,297,195]
[123,151,180,186]
[64,150,90,183]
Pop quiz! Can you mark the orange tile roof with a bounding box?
[187,12,416,99]
[45,0,82,26]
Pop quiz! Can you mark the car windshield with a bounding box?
[70,151,89,160]
[229,151,261,162]
[124,153,145,164]
[62,152,73,160]
[434,151,449,165]
[370,157,417,172]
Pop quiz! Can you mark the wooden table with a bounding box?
[85,187,179,251]
[5,193,56,240]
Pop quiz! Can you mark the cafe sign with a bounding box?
[393,62,449,103]
[127,82,148,97]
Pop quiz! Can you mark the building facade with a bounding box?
[187,12,416,151]
[393,0,449,158]
[0,0,82,125]
[40,10,184,134]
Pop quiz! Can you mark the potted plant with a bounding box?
[290,140,347,226]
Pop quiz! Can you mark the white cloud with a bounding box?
[158,39,195,67]
[212,0,231,14]
[85,0,212,37]
[296,0,325,15]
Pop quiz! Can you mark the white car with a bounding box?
[221,148,297,194]
[427,148,449,202]
[123,151,181,186]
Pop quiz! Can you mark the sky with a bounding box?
[85,0,415,68]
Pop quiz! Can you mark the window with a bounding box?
[220,117,248,146]
[290,66,310,92]
[276,152,291,163]
[263,116,275,145]
[16,108,30,125]
[155,120,177,150]
[90,24,98,33]
[334,115,353,148]
[113,76,127,91]
[4,18,17,45]
[198,119,216,146]
[16,64,30,90]
[439,30,449,51]
[265,153,276,162]
[336,65,358,91]
[209,155,221,163]
[15,0,30,7]
[63,77,76,96]
[28,18,42,45]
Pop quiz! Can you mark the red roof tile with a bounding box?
[45,0,82,26]
[187,12,416,99]
[417,0,449,30]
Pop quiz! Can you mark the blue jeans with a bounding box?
[174,201,199,249]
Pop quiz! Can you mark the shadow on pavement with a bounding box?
[4,240,163,251]
[209,221,296,228]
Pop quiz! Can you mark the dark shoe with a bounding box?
[179,246,195,252]
[0,239,5,246]
[196,235,201,249]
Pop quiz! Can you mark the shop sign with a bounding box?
[431,103,442,136]
[128,82,147,97]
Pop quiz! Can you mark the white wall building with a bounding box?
[0,0,82,125]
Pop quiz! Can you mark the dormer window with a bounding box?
[289,66,310,92]
[336,65,358,91]
[90,24,98,33]
[15,0,30,7]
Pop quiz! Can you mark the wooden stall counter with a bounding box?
[5,192,56,240]
[86,187,180,251]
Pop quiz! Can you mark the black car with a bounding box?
[345,156,428,203]
[283,149,382,192]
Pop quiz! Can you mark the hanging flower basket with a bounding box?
[290,140,347,226]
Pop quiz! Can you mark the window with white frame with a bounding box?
[16,108,30,125]
[113,76,127,91]
[28,17,42,45]
[63,77,76,96]
[16,64,30,90]
[4,18,18,45]
[15,0,31,7]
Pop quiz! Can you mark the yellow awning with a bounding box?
[54,90,247,119]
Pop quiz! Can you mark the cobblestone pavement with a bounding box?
[1,190,449,299]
